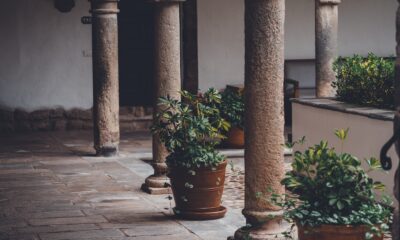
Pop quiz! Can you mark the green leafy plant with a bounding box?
[219,87,245,130]
[261,129,393,239]
[333,53,395,109]
[151,88,230,168]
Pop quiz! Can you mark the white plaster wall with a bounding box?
[338,0,396,57]
[0,0,92,111]
[1,0,396,108]
[292,103,399,200]
[285,0,315,60]
[198,0,397,91]
[197,0,245,92]
[285,0,397,59]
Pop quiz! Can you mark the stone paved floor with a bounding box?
[0,131,247,240]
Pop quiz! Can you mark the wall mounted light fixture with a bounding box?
[54,0,75,13]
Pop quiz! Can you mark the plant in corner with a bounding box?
[151,88,231,220]
[219,87,245,148]
[262,129,393,240]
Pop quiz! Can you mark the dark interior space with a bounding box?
[118,0,155,107]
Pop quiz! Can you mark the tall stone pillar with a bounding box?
[233,0,287,239]
[392,2,400,239]
[91,0,120,157]
[142,0,184,195]
[315,0,340,98]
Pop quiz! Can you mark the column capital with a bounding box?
[90,0,119,15]
[318,0,341,5]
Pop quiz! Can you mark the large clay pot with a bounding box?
[168,160,227,220]
[297,223,383,240]
[225,126,244,148]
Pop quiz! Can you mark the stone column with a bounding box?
[142,0,184,195]
[393,2,400,239]
[91,0,120,157]
[233,0,287,239]
[315,0,340,98]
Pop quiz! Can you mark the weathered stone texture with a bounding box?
[91,0,120,156]
[152,0,182,164]
[49,108,65,119]
[14,109,30,121]
[29,110,50,121]
[0,108,14,122]
[134,106,145,117]
[67,120,93,130]
[0,107,151,133]
[26,110,51,131]
[0,109,14,132]
[0,131,241,240]
[315,0,340,97]
[31,121,51,131]
[234,0,287,239]
[65,108,92,120]
[143,0,183,194]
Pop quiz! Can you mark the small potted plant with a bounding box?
[264,129,393,240]
[151,88,230,220]
[220,86,245,148]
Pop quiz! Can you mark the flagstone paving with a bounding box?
[1,130,394,240]
[0,131,247,240]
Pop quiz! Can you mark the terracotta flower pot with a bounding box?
[168,160,227,220]
[225,126,244,148]
[297,223,383,240]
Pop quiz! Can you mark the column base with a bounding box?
[231,227,290,240]
[95,146,118,157]
[141,174,171,195]
[229,210,293,240]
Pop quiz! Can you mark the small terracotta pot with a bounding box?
[168,160,227,220]
[297,223,383,240]
[225,126,244,148]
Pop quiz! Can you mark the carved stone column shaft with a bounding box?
[142,0,184,194]
[315,0,340,98]
[91,0,120,157]
[233,0,287,239]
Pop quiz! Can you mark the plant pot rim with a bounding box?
[230,126,244,131]
[296,222,378,232]
[167,160,228,178]
[298,223,372,227]
[169,159,228,170]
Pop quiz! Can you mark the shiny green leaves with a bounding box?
[151,88,229,168]
[219,87,245,129]
[334,128,349,141]
[279,129,392,239]
[333,53,395,109]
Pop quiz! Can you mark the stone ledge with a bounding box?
[291,98,394,122]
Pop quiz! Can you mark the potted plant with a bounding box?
[220,86,245,148]
[151,88,231,220]
[265,129,393,240]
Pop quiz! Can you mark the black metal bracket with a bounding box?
[81,16,92,25]
[379,128,400,170]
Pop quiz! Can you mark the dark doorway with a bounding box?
[118,0,155,107]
